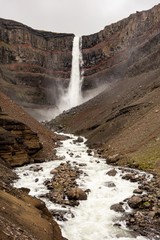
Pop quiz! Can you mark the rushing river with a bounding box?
[13,134,148,240]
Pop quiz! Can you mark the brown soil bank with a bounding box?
[0,90,57,161]
[0,92,63,239]
[48,68,160,175]
[0,165,63,240]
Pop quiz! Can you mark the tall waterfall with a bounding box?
[67,36,83,108]
[56,36,83,115]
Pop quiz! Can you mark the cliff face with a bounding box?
[0,18,74,107]
[0,4,160,112]
[82,4,160,89]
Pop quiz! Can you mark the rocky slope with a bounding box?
[0,90,58,160]
[47,4,160,175]
[0,18,74,111]
[47,68,160,175]
[0,109,42,167]
[0,92,64,239]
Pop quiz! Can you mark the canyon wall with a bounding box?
[0,18,74,108]
[0,4,160,111]
[82,3,160,89]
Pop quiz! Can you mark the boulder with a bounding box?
[73,136,84,144]
[128,196,142,209]
[76,136,84,143]
[67,187,87,201]
[50,169,58,174]
[110,203,125,212]
[106,169,117,176]
[106,154,120,164]
[133,189,143,194]
[104,181,116,188]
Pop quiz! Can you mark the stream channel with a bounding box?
[13,133,149,240]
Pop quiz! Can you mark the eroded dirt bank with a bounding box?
[0,92,63,240]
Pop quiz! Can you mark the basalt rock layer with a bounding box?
[0,18,74,110]
[82,3,160,90]
[0,90,58,161]
[0,110,42,167]
[1,5,160,114]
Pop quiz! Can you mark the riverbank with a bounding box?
[13,133,160,240]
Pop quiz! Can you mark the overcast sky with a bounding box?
[0,0,159,36]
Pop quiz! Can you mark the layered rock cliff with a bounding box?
[0,4,160,116]
[82,3,160,89]
[0,90,58,161]
[0,18,74,109]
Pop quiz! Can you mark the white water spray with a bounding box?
[67,36,83,108]
[56,36,83,114]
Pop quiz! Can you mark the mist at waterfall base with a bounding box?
[52,36,105,119]
[56,36,83,114]
[32,36,106,121]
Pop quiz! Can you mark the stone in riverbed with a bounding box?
[87,149,92,156]
[110,203,125,212]
[50,169,58,174]
[128,196,142,208]
[106,169,117,176]
[104,181,116,188]
[66,187,87,201]
[133,189,143,194]
[79,163,87,167]
[106,154,120,164]
[73,136,84,144]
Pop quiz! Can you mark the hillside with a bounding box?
[46,4,160,175]
[0,92,63,239]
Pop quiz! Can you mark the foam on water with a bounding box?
[14,134,148,240]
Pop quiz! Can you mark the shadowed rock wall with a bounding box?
[0,4,160,110]
[0,18,74,107]
[82,4,160,89]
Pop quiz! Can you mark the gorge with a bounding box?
[0,3,160,240]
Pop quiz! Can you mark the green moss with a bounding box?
[127,141,160,174]
[143,202,151,207]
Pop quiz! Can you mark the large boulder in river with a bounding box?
[67,187,87,201]
[106,169,117,176]
[73,136,84,144]
[110,203,125,213]
[128,196,142,209]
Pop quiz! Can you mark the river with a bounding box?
[13,133,148,240]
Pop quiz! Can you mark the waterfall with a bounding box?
[67,36,83,108]
[56,36,83,115]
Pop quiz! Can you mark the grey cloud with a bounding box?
[0,0,159,35]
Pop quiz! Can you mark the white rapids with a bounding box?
[13,134,148,240]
